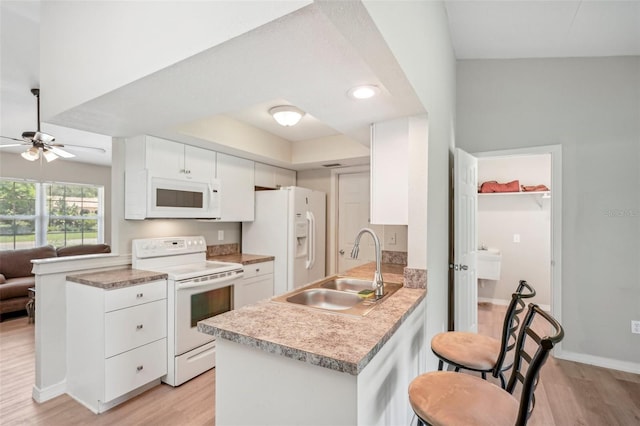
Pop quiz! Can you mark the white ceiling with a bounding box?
[1,1,638,168]
[444,0,640,59]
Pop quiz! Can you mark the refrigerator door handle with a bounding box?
[306,211,315,270]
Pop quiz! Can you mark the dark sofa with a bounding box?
[0,244,111,318]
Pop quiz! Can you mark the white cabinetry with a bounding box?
[127,135,216,182]
[254,163,296,189]
[216,153,255,221]
[234,261,274,309]
[66,280,167,413]
[370,116,427,225]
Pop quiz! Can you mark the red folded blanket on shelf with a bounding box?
[479,180,520,193]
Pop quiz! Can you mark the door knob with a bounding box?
[339,249,345,255]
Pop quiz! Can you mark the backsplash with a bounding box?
[403,267,427,289]
[382,250,408,265]
[207,243,240,257]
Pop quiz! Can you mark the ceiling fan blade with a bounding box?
[1,135,27,143]
[58,143,107,154]
[48,146,75,158]
[0,143,25,148]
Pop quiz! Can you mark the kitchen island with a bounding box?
[198,264,427,426]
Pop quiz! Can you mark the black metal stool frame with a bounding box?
[434,280,536,388]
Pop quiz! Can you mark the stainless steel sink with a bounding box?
[273,276,403,316]
[286,288,362,311]
[321,277,376,293]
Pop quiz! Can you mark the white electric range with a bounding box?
[132,236,243,386]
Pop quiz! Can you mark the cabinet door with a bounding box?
[146,136,185,179]
[184,145,216,182]
[254,162,276,188]
[274,167,296,188]
[370,118,409,225]
[217,153,255,221]
[235,275,273,309]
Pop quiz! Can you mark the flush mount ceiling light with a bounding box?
[269,105,305,127]
[347,85,380,100]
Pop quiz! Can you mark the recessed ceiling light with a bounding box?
[347,85,380,100]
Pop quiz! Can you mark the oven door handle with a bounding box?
[175,273,242,290]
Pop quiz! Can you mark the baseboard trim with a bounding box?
[32,380,65,403]
[555,349,640,375]
[478,297,550,312]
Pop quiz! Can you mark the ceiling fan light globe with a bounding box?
[21,147,40,161]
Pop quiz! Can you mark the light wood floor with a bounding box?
[1,306,639,425]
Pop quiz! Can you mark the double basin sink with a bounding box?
[273,276,402,316]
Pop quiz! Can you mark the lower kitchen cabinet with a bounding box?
[66,280,167,413]
[234,261,274,309]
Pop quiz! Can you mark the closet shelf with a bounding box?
[478,191,550,207]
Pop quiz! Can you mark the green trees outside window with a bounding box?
[0,179,104,250]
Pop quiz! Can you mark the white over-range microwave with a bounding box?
[125,170,221,219]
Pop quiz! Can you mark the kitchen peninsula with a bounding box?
[198,263,427,426]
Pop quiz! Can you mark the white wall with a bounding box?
[292,135,369,167]
[0,152,112,246]
[477,155,551,306]
[457,57,640,370]
[363,0,456,371]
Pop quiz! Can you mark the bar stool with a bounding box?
[409,303,564,426]
[431,280,535,388]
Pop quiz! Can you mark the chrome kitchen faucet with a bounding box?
[350,228,384,299]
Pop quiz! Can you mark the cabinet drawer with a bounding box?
[242,261,274,279]
[105,280,166,312]
[105,300,167,358]
[104,338,167,402]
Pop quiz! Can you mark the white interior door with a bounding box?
[337,172,380,273]
[453,148,478,332]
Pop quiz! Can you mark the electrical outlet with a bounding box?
[513,234,521,243]
[389,232,397,245]
[632,320,640,334]
[217,230,224,241]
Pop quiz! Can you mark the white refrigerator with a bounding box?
[242,186,326,296]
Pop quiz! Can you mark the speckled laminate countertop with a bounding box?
[198,264,425,376]
[66,268,168,289]
[208,253,274,265]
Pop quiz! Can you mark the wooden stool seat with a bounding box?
[431,331,500,371]
[409,371,518,426]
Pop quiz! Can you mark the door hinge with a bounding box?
[449,263,468,271]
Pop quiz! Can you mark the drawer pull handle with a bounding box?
[136,293,144,298]
[256,268,260,272]
[136,324,144,330]
[136,365,144,372]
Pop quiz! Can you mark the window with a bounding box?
[0,179,104,250]
[0,180,37,250]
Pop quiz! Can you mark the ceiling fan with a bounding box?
[0,88,106,162]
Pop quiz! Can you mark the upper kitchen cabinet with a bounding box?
[370,116,427,225]
[217,153,255,221]
[146,136,216,182]
[126,135,216,182]
[254,162,296,189]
